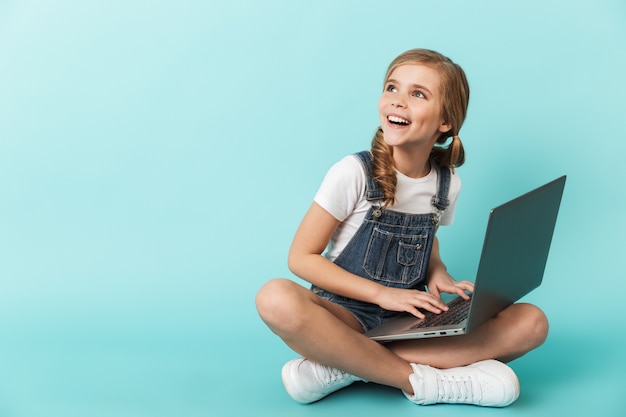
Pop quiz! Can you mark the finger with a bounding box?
[443,284,471,299]
[439,281,473,293]
[431,283,462,298]
[420,290,448,308]
[455,288,471,300]
[409,306,426,319]
[427,286,441,300]
[414,289,443,303]
[413,297,446,315]
[456,281,475,296]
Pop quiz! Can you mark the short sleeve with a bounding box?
[313,155,366,222]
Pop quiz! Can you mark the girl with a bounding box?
[255,49,548,407]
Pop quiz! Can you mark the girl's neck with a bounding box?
[392,148,432,179]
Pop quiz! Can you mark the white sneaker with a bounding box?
[404,360,520,407]
[281,358,363,403]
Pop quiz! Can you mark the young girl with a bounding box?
[255,49,548,407]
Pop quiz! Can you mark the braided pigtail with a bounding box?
[431,134,466,169]
[370,128,397,207]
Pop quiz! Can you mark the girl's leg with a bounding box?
[255,278,415,392]
[388,302,549,368]
[256,279,548,399]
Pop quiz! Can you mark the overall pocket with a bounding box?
[363,227,430,287]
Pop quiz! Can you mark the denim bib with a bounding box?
[312,150,451,331]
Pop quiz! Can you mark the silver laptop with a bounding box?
[365,176,566,342]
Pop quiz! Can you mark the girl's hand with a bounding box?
[426,266,474,301]
[376,286,449,319]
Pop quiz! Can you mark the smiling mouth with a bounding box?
[388,115,410,126]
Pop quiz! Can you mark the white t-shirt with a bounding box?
[314,154,461,261]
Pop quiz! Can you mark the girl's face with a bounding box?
[378,64,451,151]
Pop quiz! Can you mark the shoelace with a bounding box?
[315,365,350,386]
[437,374,474,403]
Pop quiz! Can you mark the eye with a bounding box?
[412,90,426,99]
[385,84,397,93]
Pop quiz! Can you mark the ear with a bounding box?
[438,120,452,134]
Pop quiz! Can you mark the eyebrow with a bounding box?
[386,79,433,95]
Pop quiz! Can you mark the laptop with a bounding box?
[365,175,566,342]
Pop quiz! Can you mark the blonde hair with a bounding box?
[371,49,470,207]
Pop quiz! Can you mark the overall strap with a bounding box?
[354,151,385,202]
[431,163,451,211]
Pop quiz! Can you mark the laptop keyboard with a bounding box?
[410,296,471,329]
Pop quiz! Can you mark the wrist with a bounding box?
[368,281,388,305]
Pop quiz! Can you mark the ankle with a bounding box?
[401,364,417,396]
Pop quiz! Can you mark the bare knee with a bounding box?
[523,303,549,346]
[506,303,549,349]
[255,278,293,323]
[255,278,310,333]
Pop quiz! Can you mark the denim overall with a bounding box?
[312,150,451,332]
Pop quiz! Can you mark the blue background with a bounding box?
[1,1,624,416]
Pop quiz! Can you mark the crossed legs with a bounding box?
[255,278,549,395]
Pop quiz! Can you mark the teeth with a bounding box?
[388,115,409,125]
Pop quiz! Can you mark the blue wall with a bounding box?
[0,1,624,416]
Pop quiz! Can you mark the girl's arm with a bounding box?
[288,202,449,318]
[425,236,474,300]
[288,202,383,303]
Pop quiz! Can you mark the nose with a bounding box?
[391,96,407,108]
